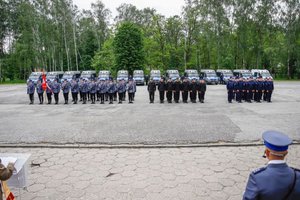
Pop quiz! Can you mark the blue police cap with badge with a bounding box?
[263,130,292,151]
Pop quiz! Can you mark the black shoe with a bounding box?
[100,102,104,104]
[118,102,122,104]
[109,102,113,104]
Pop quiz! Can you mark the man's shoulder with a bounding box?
[251,166,267,175]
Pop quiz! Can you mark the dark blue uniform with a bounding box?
[61,81,71,104]
[71,80,79,104]
[52,80,60,104]
[36,81,44,104]
[107,81,116,104]
[46,80,53,104]
[98,80,107,104]
[227,79,234,103]
[88,81,97,104]
[27,80,35,104]
[127,81,134,103]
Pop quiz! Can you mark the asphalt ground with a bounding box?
[0,81,299,145]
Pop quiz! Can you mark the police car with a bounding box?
[150,70,161,84]
[200,69,219,84]
[133,70,145,85]
[251,69,273,79]
[166,70,180,81]
[184,69,200,81]
[233,69,252,79]
[216,69,233,84]
[117,70,129,82]
[80,70,96,81]
[61,71,80,82]
[27,72,47,85]
[98,70,110,81]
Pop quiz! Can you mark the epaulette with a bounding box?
[252,167,267,175]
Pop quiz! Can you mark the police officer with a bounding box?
[255,77,264,103]
[145,74,149,85]
[243,130,300,200]
[173,78,181,103]
[78,78,83,102]
[36,80,44,104]
[227,77,234,103]
[89,79,97,104]
[46,79,53,104]
[189,78,197,103]
[61,79,71,104]
[107,78,116,104]
[127,79,135,104]
[158,78,166,103]
[166,79,173,103]
[198,79,206,103]
[98,79,107,104]
[266,78,274,102]
[148,78,156,103]
[71,79,79,104]
[132,79,137,101]
[117,79,126,104]
[181,78,189,103]
[234,77,242,103]
[52,78,60,104]
[27,79,35,104]
[81,79,89,104]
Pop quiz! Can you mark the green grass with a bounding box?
[0,79,26,84]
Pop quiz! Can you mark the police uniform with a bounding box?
[107,79,116,104]
[181,78,189,103]
[46,80,53,104]
[166,79,173,103]
[127,79,134,103]
[71,79,79,104]
[36,80,44,104]
[148,79,156,103]
[243,131,300,200]
[27,80,35,104]
[117,80,126,104]
[227,78,234,103]
[98,80,107,104]
[52,79,61,104]
[81,80,89,104]
[158,79,166,103]
[197,79,206,103]
[173,79,181,103]
[89,80,97,104]
[189,79,197,103]
[78,79,83,101]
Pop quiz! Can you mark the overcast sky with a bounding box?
[73,0,185,18]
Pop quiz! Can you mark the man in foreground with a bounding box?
[243,130,300,200]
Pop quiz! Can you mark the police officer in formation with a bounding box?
[243,130,300,200]
[127,79,135,104]
[148,77,207,104]
[46,79,53,104]
[27,79,35,104]
[36,80,44,104]
[61,79,71,104]
[71,79,79,104]
[227,76,274,103]
[98,79,107,104]
[89,79,97,104]
[117,79,126,104]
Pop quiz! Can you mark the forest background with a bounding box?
[0,0,300,81]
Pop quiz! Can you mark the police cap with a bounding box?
[262,130,292,151]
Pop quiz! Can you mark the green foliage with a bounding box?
[113,22,145,74]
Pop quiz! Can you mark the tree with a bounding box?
[113,22,145,74]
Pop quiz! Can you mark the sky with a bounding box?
[73,0,185,18]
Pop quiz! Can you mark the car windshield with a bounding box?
[118,75,128,78]
[63,75,72,79]
[188,73,199,77]
[134,75,143,78]
[47,75,57,79]
[169,74,179,77]
[223,72,233,76]
[206,73,216,77]
[29,75,40,79]
[242,73,252,77]
[81,74,91,78]
[261,72,271,77]
[99,75,109,78]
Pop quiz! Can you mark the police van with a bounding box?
[46,71,64,83]
[216,69,233,84]
[117,70,129,82]
[251,69,273,79]
[184,69,200,81]
[233,69,252,78]
[133,70,145,85]
[27,72,47,84]
[98,70,110,81]
[200,69,219,84]
[150,70,161,84]
[61,71,80,82]
[80,70,96,80]
[166,70,180,81]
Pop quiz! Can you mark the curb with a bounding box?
[0,142,300,149]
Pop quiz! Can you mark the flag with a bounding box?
[1,181,15,200]
[42,72,47,91]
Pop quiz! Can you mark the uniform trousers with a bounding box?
[54,93,59,103]
[198,91,205,102]
[47,93,52,104]
[109,93,114,103]
[82,92,87,103]
[29,94,34,103]
[63,93,69,103]
[149,91,155,103]
[182,91,188,102]
[38,93,44,103]
[90,93,96,103]
[128,92,134,103]
[100,93,105,103]
[167,91,172,102]
[174,91,180,102]
[228,90,233,102]
[72,92,78,103]
[190,91,197,102]
[159,91,165,102]
[118,92,123,102]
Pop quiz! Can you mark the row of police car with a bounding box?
[27,68,273,85]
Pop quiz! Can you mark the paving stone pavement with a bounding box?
[1,145,299,200]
